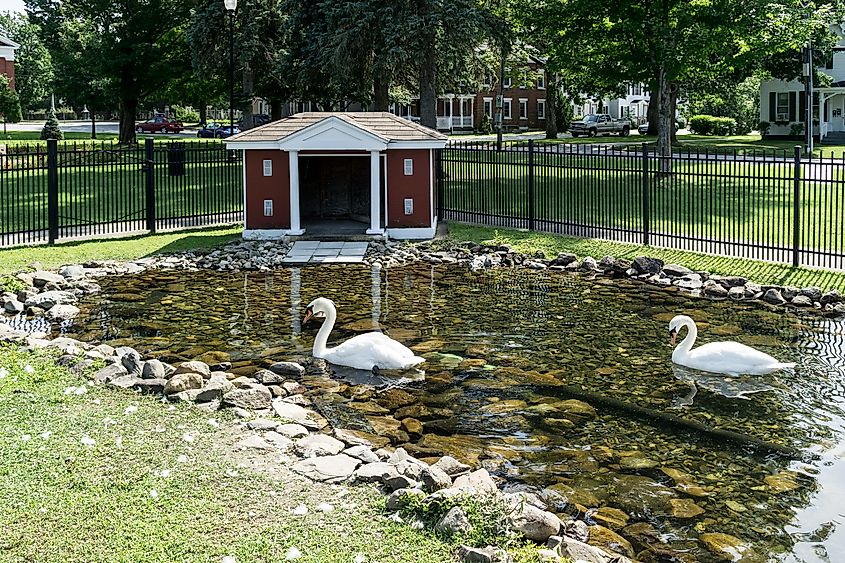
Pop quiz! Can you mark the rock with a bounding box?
[799,286,822,301]
[46,304,80,321]
[58,264,85,279]
[509,502,562,543]
[669,498,705,518]
[195,374,235,402]
[588,525,634,558]
[32,271,65,287]
[264,431,292,450]
[456,545,500,563]
[699,533,752,560]
[632,256,664,275]
[291,454,360,483]
[272,399,329,430]
[401,417,423,436]
[384,474,418,491]
[791,295,813,307]
[744,282,762,298]
[662,263,693,277]
[561,519,591,543]
[3,299,24,314]
[173,360,211,379]
[821,290,841,305]
[232,407,251,419]
[269,361,305,376]
[703,282,728,298]
[376,388,417,409]
[164,372,204,395]
[782,286,799,300]
[120,350,143,376]
[142,359,166,379]
[91,363,128,383]
[246,418,280,431]
[432,455,471,478]
[555,536,620,563]
[579,257,598,271]
[386,488,426,511]
[344,445,380,464]
[453,469,497,495]
[277,423,310,439]
[109,375,144,390]
[134,378,166,394]
[549,252,577,267]
[435,506,473,536]
[223,386,272,410]
[282,381,307,395]
[591,507,629,530]
[234,434,275,451]
[253,369,285,384]
[674,274,703,290]
[762,288,786,305]
[728,286,745,300]
[25,290,76,310]
[294,433,345,457]
[420,465,453,492]
[353,462,401,483]
[764,471,801,493]
[169,389,203,402]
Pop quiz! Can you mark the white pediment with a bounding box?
[277,116,388,151]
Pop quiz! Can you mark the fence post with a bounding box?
[47,139,58,244]
[792,145,801,267]
[527,139,535,231]
[642,142,650,246]
[145,138,156,233]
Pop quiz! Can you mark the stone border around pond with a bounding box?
[0,236,838,563]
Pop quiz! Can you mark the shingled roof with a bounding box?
[227,112,447,144]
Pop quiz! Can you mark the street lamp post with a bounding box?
[224,0,237,137]
[803,44,813,156]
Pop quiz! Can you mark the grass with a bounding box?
[0,226,243,274]
[0,131,207,146]
[440,146,843,255]
[445,223,845,291]
[0,346,457,562]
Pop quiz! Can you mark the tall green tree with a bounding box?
[27,0,194,143]
[0,75,22,133]
[0,11,52,113]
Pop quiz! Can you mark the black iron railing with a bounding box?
[0,138,242,247]
[438,141,845,271]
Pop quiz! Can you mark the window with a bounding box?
[263,159,273,177]
[537,72,545,89]
[503,71,512,88]
[776,92,790,121]
[519,98,528,119]
[483,73,493,88]
[503,98,512,119]
[483,97,493,117]
[520,71,527,89]
[537,99,546,119]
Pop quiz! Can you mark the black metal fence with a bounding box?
[438,140,845,271]
[0,138,242,247]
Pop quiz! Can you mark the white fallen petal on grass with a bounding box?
[221,557,236,563]
[124,405,138,414]
[177,424,186,430]
[0,367,8,378]
[388,513,403,523]
[92,398,101,405]
[74,386,87,395]
[207,418,219,428]
[177,454,188,463]
[159,469,171,478]
[40,431,52,439]
[354,555,366,563]
[225,469,239,477]
[285,547,302,560]
[81,436,96,447]
[103,417,117,426]
[21,434,31,442]
[115,436,123,448]
[182,433,194,443]
[154,425,166,433]
[316,502,334,513]
[292,504,308,516]
[38,507,47,514]
[167,405,176,411]
[24,365,34,374]
[149,489,158,499]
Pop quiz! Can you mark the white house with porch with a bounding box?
[760,23,845,141]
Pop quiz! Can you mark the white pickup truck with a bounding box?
[569,114,631,137]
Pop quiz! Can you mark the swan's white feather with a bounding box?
[676,341,794,376]
[318,332,425,371]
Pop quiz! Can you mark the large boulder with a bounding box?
[453,469,497,495]
[352,462,401,484]
[292,454,360,483]
[163,372,204,395]
[268,361,305,377]
[434,506,473,536]
[507,500,562,543]
[46,304,80,321]
[420,465,453,492]
[433,455,471,478]
[25,291,77,310]
[223,386,272,410]
[195,374,234,402]
[294,433,345,457]
[32,271,65,287]
[272,398,329,430]
[91,363,128,384]
[142,359,167,379]
[632,256,664,275]
[173,360,211,379]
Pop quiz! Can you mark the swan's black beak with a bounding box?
[303,306,314,324]
[669,328,677,346]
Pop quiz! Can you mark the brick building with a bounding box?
[0,35,18,90]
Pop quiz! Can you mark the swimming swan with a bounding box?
[303,297,425,371]
[668,315,795,376]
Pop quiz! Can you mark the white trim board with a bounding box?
[387,226,436,240]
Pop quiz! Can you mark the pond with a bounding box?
[65,263,845,562]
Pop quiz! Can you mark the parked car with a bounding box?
[197,122,223,138]
[253,114,271,126]
[135,116,184,134]
[637,121,680,135]
[569,114,630,137]
[214,125,240,139]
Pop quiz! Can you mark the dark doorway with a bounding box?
[299,156,384,232]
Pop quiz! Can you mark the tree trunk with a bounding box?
[270,98,283,120]
[646,77,659,135]
[198,103,208,126]
[90,109,96,139]
[241,64,254,131]
[118,98,138,145]
[417,0,436,130]
[545,76,558,140]
[670,85,678,144]
[656,67,672,176]
[374,74,390,112]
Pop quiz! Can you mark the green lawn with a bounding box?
[0,346,455,562]
[445,223,845,291]
[0,131,208,146]
[0,226,242,274]
[440,146,844,258]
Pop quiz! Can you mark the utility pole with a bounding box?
[496,47,505,151]
[804,43,814,156]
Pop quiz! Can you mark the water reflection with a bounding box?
[65,264,845,562]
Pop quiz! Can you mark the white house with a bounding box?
[571,83,651,123]
[760,24,845,140]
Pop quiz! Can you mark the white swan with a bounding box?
[668,315,795,376]
[303,297,425,371]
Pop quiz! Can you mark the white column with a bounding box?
[288,150,304,235]
[460,97,464,128]
[367,150,384,234]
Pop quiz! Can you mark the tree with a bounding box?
[0,75,22,134]
[40,105,62,140]
[0,11,52,113]
[27,0,194,144]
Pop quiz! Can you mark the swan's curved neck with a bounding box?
[313,304,336,357]
[674,318,697,357]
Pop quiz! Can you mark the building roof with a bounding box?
[0,35,20,49]
[228,112,447,145]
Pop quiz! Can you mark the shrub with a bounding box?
[789,122,804,137]
[40,107,63,140]
[0,274,26,294]
[758,121,771,138]
[688,114,737,136]
[480,113,493,134]
[170,105,200,124]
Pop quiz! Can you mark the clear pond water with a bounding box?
[65,264,845,562]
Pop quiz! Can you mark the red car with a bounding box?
[135,116,184,134]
